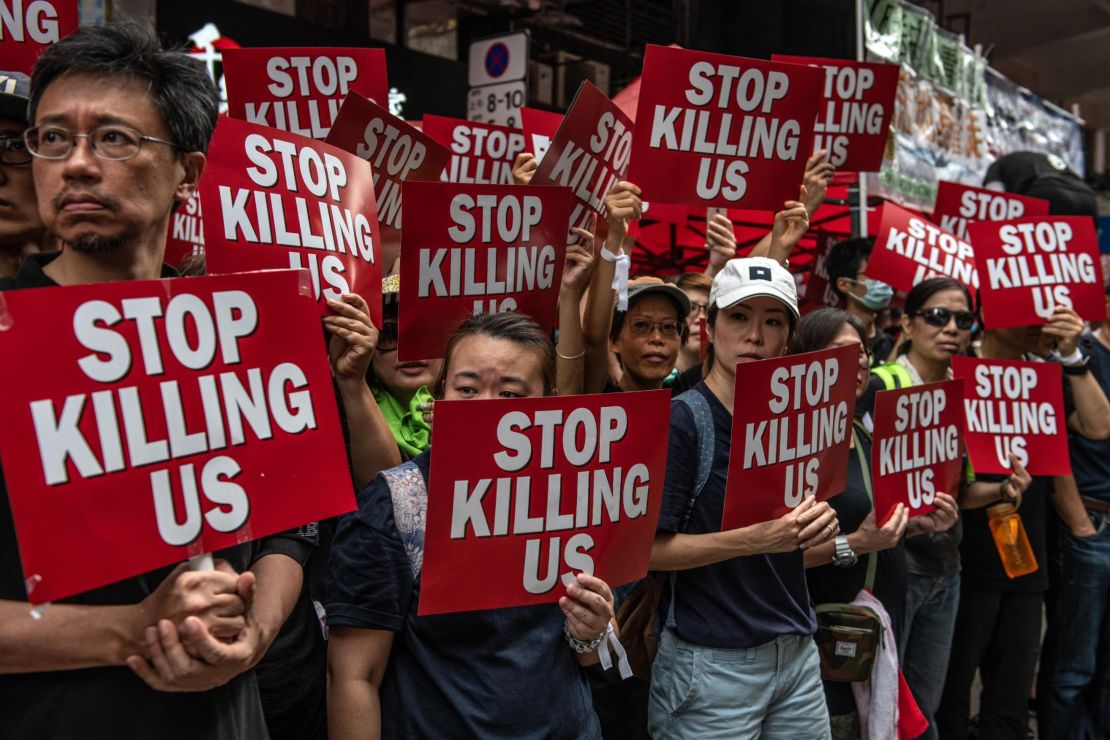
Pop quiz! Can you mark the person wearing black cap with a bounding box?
[0,70,45,277]
[983,151,1098,219]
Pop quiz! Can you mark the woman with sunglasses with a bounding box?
[869,278,1031,740]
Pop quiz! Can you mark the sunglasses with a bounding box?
[912,307,975,330]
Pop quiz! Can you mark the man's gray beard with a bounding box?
[66,233,125,254]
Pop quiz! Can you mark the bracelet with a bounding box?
[1057,348,1084,366]
[563,620,605,654]
[556,347,586,360]
[1062,356,1092,376]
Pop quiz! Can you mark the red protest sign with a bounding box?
[772,55,898,172]
[970,216,1105,330]
[419,390,670,615]
[0,269,355,604]
[326,92,450,273]
[722,344,858,530]
[521,107,564,162]
[398,182,573,361]
[533,81,634,240]
[0,0,77,74]
[423,114,526,184]
[867,202,979,295]
[627,45,823,211]
[200,116,383,325]
[931,181,1049,240]
[799,229,844,314]
[163,191,205,272]
[871,380,964,524]
[951,355,1070,476]
[222,47,388,140]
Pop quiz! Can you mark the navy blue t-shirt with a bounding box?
[1069,334,1110,502]
[657,381,816,649]
[326,452,601,739]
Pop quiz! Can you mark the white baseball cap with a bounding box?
[709,257,799,318]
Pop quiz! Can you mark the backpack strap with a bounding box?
[871,362,912,391]
[673,390,715,526]
[665,390,717,629]
[381,461,428,580]
[851,421,878,592]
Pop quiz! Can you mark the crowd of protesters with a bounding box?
[2,21,1110,740]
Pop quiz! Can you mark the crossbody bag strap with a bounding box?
[851,422,878,592]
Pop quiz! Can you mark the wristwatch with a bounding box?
[1062,355,1092,376]
[832,535,858,568]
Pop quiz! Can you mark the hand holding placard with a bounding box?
[418,390,670,616]
[722,344,858,530]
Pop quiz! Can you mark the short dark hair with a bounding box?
[789,307,866,356]
[434,312,556,397]
[825,237,876,300]
[29,22,219,155]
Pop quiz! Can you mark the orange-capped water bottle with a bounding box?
[987,501,1038,579]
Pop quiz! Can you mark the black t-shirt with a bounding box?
[959,473,1050,592]
[326,452,601,740]
[657,381,815,648]
[0,253,276,739]
[806,433,907,634]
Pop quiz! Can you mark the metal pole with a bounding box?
[854,0,869,238]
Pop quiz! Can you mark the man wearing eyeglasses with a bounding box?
[0,23,306,740]
[0,70,45,278]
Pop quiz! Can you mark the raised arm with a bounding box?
[555,227,597,396]
[582,182,641,393]
[325,294,402,488]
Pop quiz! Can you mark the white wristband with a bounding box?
[1056,348,1084,367]
[601,247,631,311]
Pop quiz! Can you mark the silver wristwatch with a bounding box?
[832,535,858,568]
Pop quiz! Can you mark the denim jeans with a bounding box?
[900,571,960,740]
[1038,514,1110,740]
[648,629,830,740]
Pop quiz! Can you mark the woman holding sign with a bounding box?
[648,257,840,739]
[868,278,1031,740]
[326,312,613,740]
[794,308,958,738]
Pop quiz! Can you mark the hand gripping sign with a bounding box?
[722,344,858,530]
[871,379,965,525]
[951,355,1070,476]
[201,116,383,326]
[532,81,634,240]
[867,202,980,295]
[222,47,388,140]
[931,181,1049,240]
[521,106,564,163]
[0,269,355,604]
[419,390,670,615]
[0,0,77,74]
[326,92,450,271]
[627,45,823,211]
[772,55,899,172]
[969,216,1105,330]
[423,114,527,185]
[398,181,574,361]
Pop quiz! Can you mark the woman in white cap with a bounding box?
[648,256,839,739]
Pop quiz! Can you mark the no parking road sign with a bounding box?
[468,31,529,128]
